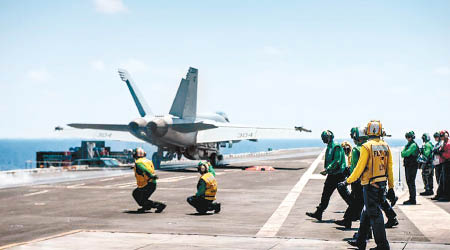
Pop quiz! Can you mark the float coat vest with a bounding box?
[134,158,155,188]
[200,172,217,201]
[360,140,389,185]
[403,142,419,166]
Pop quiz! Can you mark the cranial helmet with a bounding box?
[197,162,208,174]
[341,141,352,155]
[350,127,368,141]
[365,120,383,137]
[434,132,440,138]
[321,130,334,143]
[405,131,415,139]
[422,133,430,142]
[134,147,146,158]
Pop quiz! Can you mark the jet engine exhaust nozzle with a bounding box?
[147,119,169,137]
[128,118,148,137]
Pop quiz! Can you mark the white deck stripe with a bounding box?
[67,183,85,188]
[256,149,325,237]
[99,177,115,182]
[397,187,450,243]
[24,190,49,197]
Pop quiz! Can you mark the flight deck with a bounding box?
[1,148,449,249]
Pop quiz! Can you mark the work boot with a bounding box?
[213,203,221,213]
[306,209,323,221]
[420,190,434,196]
[335,219,351,229]
[347,239,365,250]
[385,218,399,228]
[431,195,440,200]
[402,199,416,205]
[137,207,147,213]
[352,231,372,240]
[155,203,166,213]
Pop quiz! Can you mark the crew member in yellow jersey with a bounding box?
[187,162,221,214]
[340,121,394,250]
[132,147,166,213]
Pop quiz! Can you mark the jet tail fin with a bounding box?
[118,69,153,117]
[169,67,198,119]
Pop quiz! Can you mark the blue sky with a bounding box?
[0,0,449,139]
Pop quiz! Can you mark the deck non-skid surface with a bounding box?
[1,148,449,249]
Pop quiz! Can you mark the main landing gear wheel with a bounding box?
[209,153,223,167]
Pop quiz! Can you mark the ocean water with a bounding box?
[0,138,407,171]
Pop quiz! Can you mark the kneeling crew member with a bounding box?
[187,162,221,214]
[306,130,347,221]
[132,148,166,213]
[343,120,393,250]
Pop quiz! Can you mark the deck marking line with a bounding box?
[256,149,325,237]
[99,177,115,182]
[24,190,49,197]
[67,183,85,188]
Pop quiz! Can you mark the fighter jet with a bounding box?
[69,67,309,168]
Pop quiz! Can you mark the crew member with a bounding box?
[401,131,420,205]
[436,130,450,202]
[132,148,166,213]
[306,130,347,221]
[187,163,221,214]
[335,128,366,229]
[342,141,353,169]
[432,132,444,200]
[418,133,434,196]
[343,120,393,250]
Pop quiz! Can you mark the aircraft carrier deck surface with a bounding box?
[1,147,449,249]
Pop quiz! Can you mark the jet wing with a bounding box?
[196,123,309,143]
[68,123,129,132]
[56,125,143,143]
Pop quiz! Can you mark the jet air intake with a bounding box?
[147,118,170,137]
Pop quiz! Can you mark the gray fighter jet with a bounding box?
[69,67,309,168]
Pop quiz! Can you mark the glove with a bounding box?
[386,188,395,200]
[320,170,327,176]
[386,188,398,206]
[153,175,159,180]
[337,181,348,189]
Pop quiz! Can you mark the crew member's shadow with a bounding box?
[311,219,335,224]
[187,213,214,216]
[123,210,153,214]
[335,226,357,232]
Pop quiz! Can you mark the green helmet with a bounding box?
[405,131,415,139]
[350,127,368,141]
[422,133,430,142]
[321,130,334,143]
[434,132,440,138]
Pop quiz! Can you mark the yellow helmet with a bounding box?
[365,120,383,137]
[341,141,352,155]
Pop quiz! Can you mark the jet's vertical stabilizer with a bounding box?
[118,69,153,118]
[169,67,198,119]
